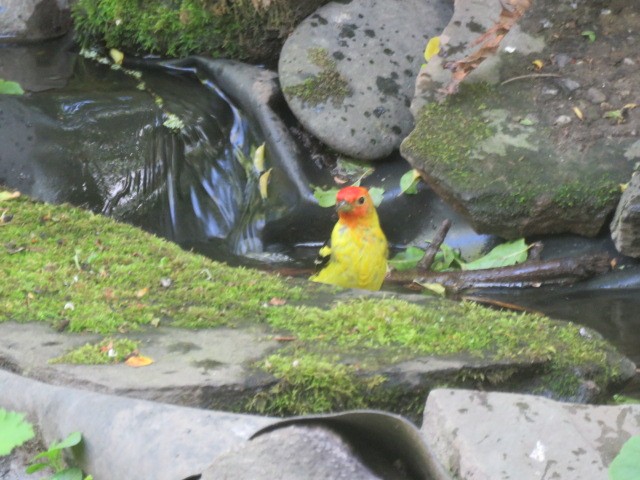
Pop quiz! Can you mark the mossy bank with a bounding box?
[0,195,633,419]
[72,0,330,64]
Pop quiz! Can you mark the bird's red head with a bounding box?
[335,186,375,221]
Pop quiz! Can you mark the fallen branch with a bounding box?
[501,73,562,86]
[388,253,613,293]
[417,219,452,271]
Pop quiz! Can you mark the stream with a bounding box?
[1,36,639,400]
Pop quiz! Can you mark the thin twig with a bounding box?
[417,219,452,271]
[501,73,562,86]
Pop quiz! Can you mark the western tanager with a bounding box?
[310,186,388,290]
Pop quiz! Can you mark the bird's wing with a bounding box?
[313,240,332,272]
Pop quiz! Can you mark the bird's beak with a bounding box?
[335,200,353,213]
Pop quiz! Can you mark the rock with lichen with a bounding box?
[401,0,640,238]
[278,0,453,161]
[611,168,640,258]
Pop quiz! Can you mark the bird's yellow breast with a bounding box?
[310,216,388,290]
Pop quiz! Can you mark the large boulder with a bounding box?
[401,0,640,238]
[0,0,71,41]
[279,0,453,160]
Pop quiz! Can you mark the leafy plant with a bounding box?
[0,78,24,95]
[389,239,528,272]
[609,436,640,480]
[400,169,422,195]
[27,431,88,480]
[0,408,35,456]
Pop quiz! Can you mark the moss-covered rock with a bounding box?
[71,0,330,64]
[0,195,634,420]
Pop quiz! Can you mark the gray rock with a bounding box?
[611,170,640,257]
[0,0,71,42]
[586,86,607,104]
[402,0,638,238]
[0,370,275,480]
[422,389,640,480]
[279,0,452,160]
[202,426,386,479]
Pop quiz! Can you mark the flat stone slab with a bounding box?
[422,389,640,480]
[0,322,279,408]
[279,0,452,160]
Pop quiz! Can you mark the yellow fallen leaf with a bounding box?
[623,103,637,110]
[135,287,149,298]
[416,281,446,296]
[253,143,266,173]
[573,106,584,120]
[424,36,441,62]
[125,355,154,367]
[0,190,20,201]
[620,182,629,192]
[532,59,544,70]
[109,48,124,65]
[259,168,272,200]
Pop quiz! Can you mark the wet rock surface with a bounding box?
[278,0,452,160]
[402,0,640,239]
[611,171,640,258]
[423,389,640,480]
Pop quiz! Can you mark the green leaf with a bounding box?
[400,170,421,195]
[462,239,528,270]
[25,462,49,474]
[50,432,82,451]
[609,436,640,480]
[388,246,425,271]
[368,187,385,207]
[0,408,35,456]
[581,30,596,42]
[0,79,24,95]
[52,467,85,480]
[313,186,339,208]
[432,244,466,272]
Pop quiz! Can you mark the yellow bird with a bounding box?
[310,186,388,290]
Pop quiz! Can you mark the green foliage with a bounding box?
[609,436,640,480]
[51,338,140,364]
[0,79,24,95]
[400,169,421,195]
[462,238,528,270]
[71,0,325,63]
[581,30,596,42]
[27,431,85,480]
[389,239,527,272]
[0,409,35,456]
[388,246,425,271]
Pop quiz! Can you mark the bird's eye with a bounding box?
[357,196,366,205]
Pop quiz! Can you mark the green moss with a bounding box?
[283,47,352,106]
[71,0,327,63]
[0,196,301,333]
[402,83,623,219]
[248,352,385,415]
[51,338,140,364]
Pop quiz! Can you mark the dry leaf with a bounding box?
[274,336,297,342]
[424,36,441,61]
[259,168,272,200]
[0,190,20,202]
[268,297,287,306]
[109,48,124,65]
[573,106,584,120]
[532,59,544,70]
[442,0,532,95]
[135,287,149,298]
[125,355,154,367]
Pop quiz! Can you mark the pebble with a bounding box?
[585,87,606,104]
[553,53,572,68]
[554,115,572,125]
[556,77,581,93]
